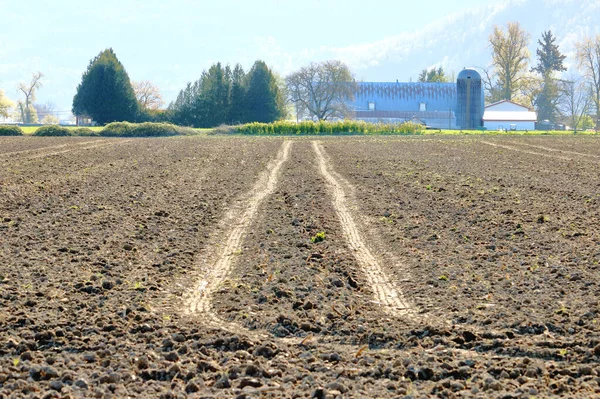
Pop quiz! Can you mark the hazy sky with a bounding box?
[1,0,596,116]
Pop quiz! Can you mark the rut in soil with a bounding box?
[184,141,292,340]
[0,139,132,160]
[312,141,417,320]
[481,141,573,161]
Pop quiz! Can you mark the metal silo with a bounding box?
[456,68,484,129]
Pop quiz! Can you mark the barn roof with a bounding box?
[483,111,537,122]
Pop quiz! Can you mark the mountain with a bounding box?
[326,0,599,82]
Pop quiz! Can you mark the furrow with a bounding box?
[185,141,292,339]
[312,141,417,319]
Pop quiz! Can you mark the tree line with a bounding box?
[1,27,598,131]
[481,23,599,132]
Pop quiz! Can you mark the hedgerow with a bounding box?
[0,125,24,136]
[71,127,99,137]
[233,120,424,135]
[100,122,191,137]
[33,125,72,136]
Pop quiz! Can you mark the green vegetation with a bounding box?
[0,125,24,136]
[72,48,139,125]
[234,120,425,135]
[311,232,326,243]
[168,60,286,128]
[17,122,193,137]
[33,125,72,136]
[101,122,189,137]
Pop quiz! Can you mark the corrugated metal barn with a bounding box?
[350,82,458,128]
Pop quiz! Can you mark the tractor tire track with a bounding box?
[0,139,107,158]
[185,141,292,340]
[312,141,417,320]
[507,140,600,161]
[23,140,133,160]
[481,140,573,161]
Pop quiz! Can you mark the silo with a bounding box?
[456,68,484,129]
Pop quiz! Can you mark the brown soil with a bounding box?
[1,135,599,398]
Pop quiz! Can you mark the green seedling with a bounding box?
[311,232,326,243]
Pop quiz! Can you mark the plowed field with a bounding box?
[1,136,599,398]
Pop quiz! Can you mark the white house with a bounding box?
[483,100,537,131]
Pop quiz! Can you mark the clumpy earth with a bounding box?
[1,135,599,398]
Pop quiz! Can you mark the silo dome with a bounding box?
[457,68,482,81]
[456,68,484,129]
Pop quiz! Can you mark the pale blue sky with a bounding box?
[1,0,596,116]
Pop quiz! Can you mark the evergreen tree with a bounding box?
[200,63,231,126]
[531,31,567,76]
[531,31,567,123]
[245,61,284,123]
[228,64,247,124]
[72,48,139,125]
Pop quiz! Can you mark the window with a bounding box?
[419,102,427,112]
[368,102,375,111]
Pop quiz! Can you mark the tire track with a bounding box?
[312,141,417,320]
[481,140,573,161]
[507,140,600,161]
[185,141,292,340]
[481,141,573,161]
[22,140,133,160]
[0,139,104,158]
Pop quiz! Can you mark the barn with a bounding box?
[350,68,485,129]
[351,82,458,129]
[482,100,537,131]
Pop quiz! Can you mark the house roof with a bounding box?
[485,99,532,111]
[483,111,537,122]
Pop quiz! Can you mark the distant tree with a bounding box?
[33,102,56,121]
[489,21,531,101]
[286,60,356,121]
[418,67,450,83]
[273,72,291,120]
[41,114,60,125]
[72,48,139,125]
[559,77,593,134]
[133,80,164,111]
[0,89,15,118]
[17,72,43,123]
[576,35,600,130]
[531,31,567,76]
[201,62,231,126]
[245,60,284,123]
[529,31,567,123]
[168,81,202,127]
[228,64,247,124]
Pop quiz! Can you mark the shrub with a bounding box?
[210,124,236,135]
[33,125,72,136]
[0,125,24,136]
[100,122,135,137]
[100,122,184,137]
[72,127,99,137]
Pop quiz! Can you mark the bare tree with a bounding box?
[559,77,593,134]
[576,35,600,130]
[17,72,43,123]
[489,21,531,101]
[133,80,164,111]
[286,60,356,121]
